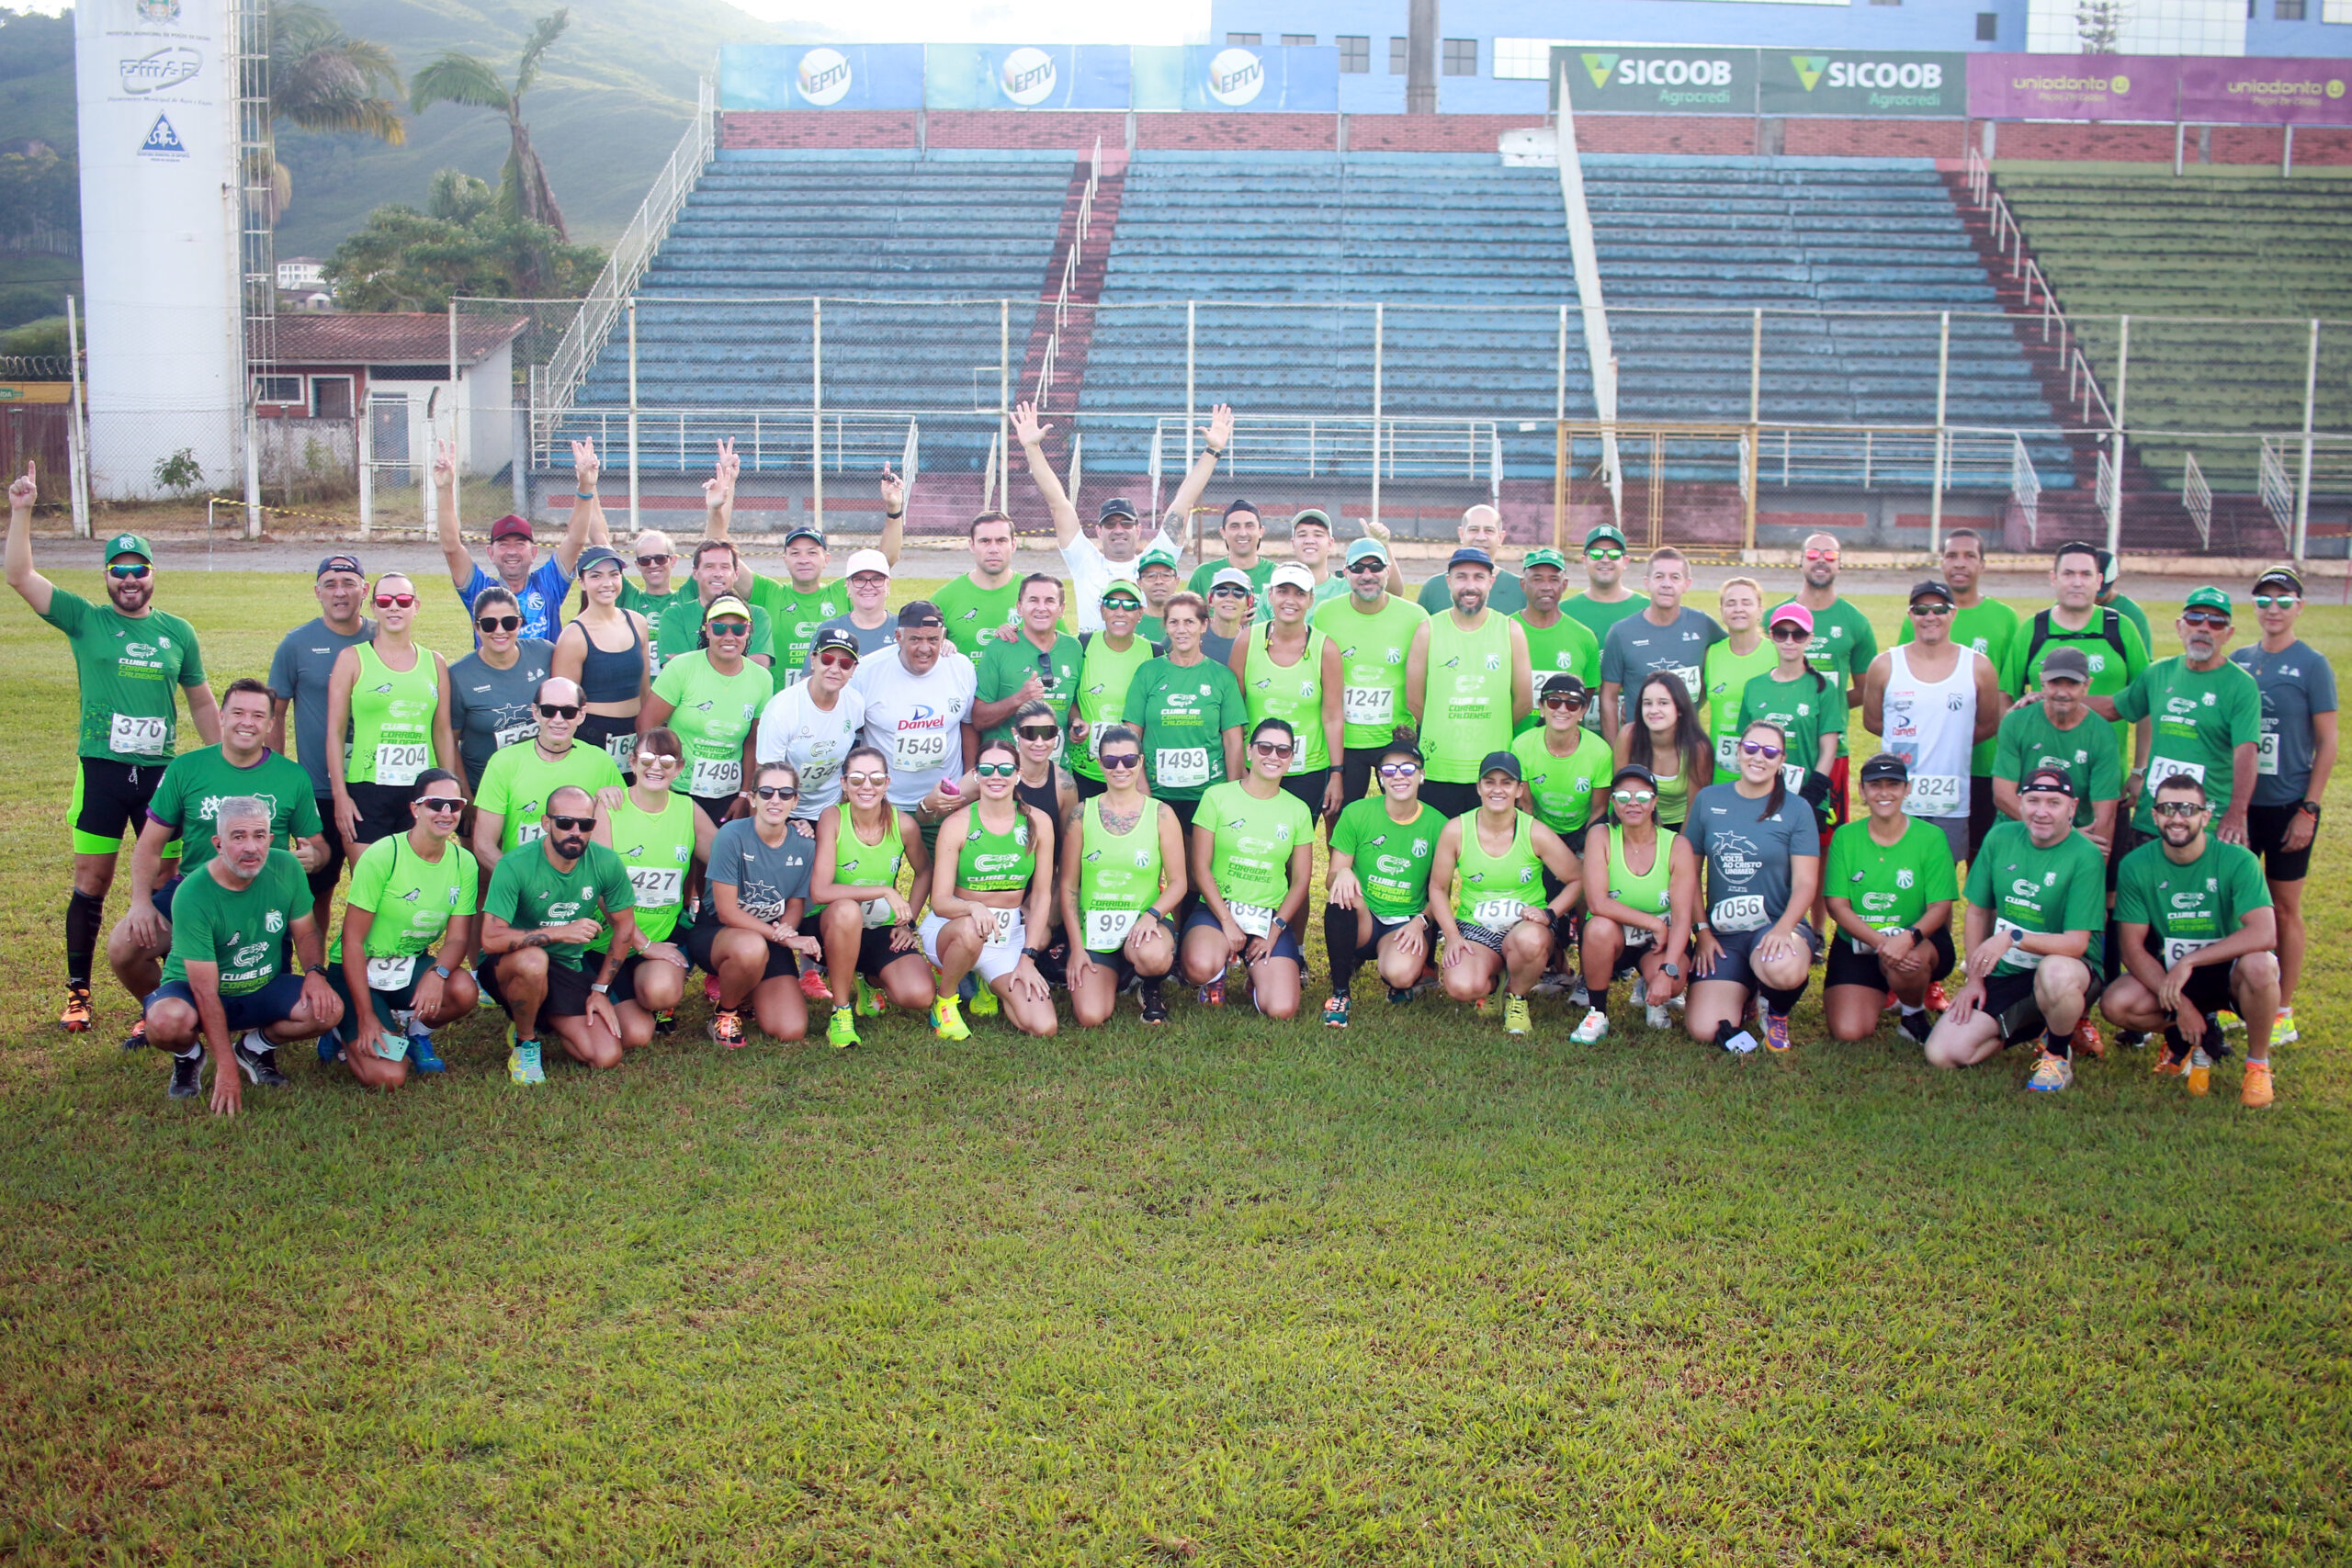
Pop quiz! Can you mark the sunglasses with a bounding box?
[1015,727,1059,742]
[1541,694,1583,709]
[1587,547,1624,562]
[1102,598,1142,613]
[753,784,797,801]
[636,751,681,769]
[1100,752,1142,771]
[635,554,673,568]
[1909,603,1953,618]
[815,649,858,671]
[1349,560,1387,574]
[1804,548,1839,563]
[1378,761,1420,779]
[708,621,750,636]
[537,704,581,719]
[544,813,594,832]
[1252,742,1295,761]
[416,796,465,813]
[843,771,888,786]
[1611,788,1656,805]
[2252,593,2300,608]
[974,761,1018,778]
[1212,586,1250,597]
[2153,800,2208,818]
[2182,610,2231,628]
[477,615,521,633]
[1770,624,1812,639]
[374,592,416,609]
[107,563,152,580]
[1740,740,1784,760]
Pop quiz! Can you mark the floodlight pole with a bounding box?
[1929,310,1951,553]
[2295,317,2318,564]
[626,297,640,534]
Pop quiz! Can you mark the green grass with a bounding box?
[4,575,2350,1563]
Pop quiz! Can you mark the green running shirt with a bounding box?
[345,640,440,786]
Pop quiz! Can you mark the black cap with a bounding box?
[1539,671,1588,701]
[1447,547,1495,573]
[1098,496,1139,524]
[1909,579,1956,605]
[1222,498,1260,524]
[575,545,626,576]
[809,627,862,660]
[1858,751,1909,784]
[315,552,364,578]
[1611,761,1657,788]
[896,599,945,628]
[2020,765,2077,798]
[2255,565,2304,595]
[1478,749,1521,781]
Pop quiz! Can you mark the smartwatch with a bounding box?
[1660,962,1680,978]
[2298,799,2323,820]
[305,964,328,978]
[1022,946,1046,963]
[591,981,611,995]
[432,964,453,980]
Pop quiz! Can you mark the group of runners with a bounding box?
[9,402,2333,1112]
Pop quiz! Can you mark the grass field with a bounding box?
[3,571,2348,1564]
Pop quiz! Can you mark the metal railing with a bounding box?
[2011,432,2043,544]
[1033,137,1103,410]
[1962,143,2117,433]
[2182,451,2213,548]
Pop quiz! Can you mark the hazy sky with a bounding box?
[720,0,1209,43]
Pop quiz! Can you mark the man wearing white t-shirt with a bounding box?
[847,601,978,846]
[755,626,868,818]
[1015,398,1235,632]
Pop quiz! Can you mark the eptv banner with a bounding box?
[1132,45,1340,112]
[1549,46,1756,114]
[1759,51,1966,117]
[719,45,925,110]
[924,44,1129,111]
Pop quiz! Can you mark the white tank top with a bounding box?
[1882,644,1979,819]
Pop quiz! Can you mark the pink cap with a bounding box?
[1768,603,1815,635]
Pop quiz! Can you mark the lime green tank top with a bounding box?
[831,802,906,929]
[1241,626,1330,773]
[1452,809,1544,926]
[1606,824,1676,920]
[1077,795,1161,950]
[1423,611,1514,783]
[598,794,696,945]
[346,639,438,786]
[1652,757,1690,828]
[1072,632,1156,784]
[956,802,1035,893]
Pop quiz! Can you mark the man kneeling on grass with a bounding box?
[2100,773,2280,1107]
[1924,767,2107,1093]
[478,784,637,1084]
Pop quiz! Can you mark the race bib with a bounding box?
[1671,665,1702,700]
[1711,894,1767,933]
[2256,728,2279,777]
[1470,897,1526,928]
[1229,901,1274,938]
[515,819,546,845]
[799,754,842,794]
[628,866,682,907]
[605,731,639,767]
[980,905,1020,949]
[373,740,429,788]
[494,720,537,750]
[689,755,741,798]
[365,953,417,990]
[1623,924,1656,951]
[1781,762,1810,794]
[2163,934,2212,968]
[1156,746,1210,789]
[2146,757,2206,789]
[1084,908,1138,953]
[1994,918,2042,969]
[894,730,948,776]
[861,897,895,930]
[1714,734,1740,773]
[1903,773,1966,818]
[109,712,169,758]
[1850,922,1907,958]
[1342,686,1394,728]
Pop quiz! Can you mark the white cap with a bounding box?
[1268,562,1316,593]
[844,548,892,579]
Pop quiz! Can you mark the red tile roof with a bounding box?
[253,311,528,368]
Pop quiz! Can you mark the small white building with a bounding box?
[252,312,526,480]
[276,256,326,290]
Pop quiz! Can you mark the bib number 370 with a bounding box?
[109,712,169,757]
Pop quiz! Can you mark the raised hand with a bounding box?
[879,464,907,515]
[7,459,33,509]
[432,439,457,490]
[1203,403,1234,453]
[570,438,599,490]
[703,438,737,510]
[1012,400,1050,447]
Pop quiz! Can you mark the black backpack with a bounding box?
[2021,608,2131,675]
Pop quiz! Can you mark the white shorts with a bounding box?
[919,908,1030,986]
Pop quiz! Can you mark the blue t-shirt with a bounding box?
[1683,780,1820,933]
[2232,638,2338,807]
[704,817,815,925]
[460,558,573,646]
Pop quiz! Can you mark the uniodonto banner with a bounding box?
[1130,45,1340,113]
[1549,46,1757,114]
[1758,51,1967,117]
[924,44,1130,111]
[1967,53,2352,123]
[719,45,925,111]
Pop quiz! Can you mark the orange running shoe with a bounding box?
[60,984,92,1033]
[2242,1060,2275,1109]
[2072,1018,2106,1059]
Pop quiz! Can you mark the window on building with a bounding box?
[1227,33,1260,46]
[1976,10,1999,37]
[2277,0,2307,16]
[1389,36,1408,73]
[1338,36,1370,72]
[1493,39,1570,79]
[1442,38,1476,75]
[1282,33,1315,46]
[310,376,354,420]
[254,375,302,405]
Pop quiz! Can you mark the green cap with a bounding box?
[104,532,154,563]
[1584,525,1627,550]
[1137,546,1179,572]
[1522,547,1568,572]
[2184,585,2233,614]
[1101,578,1143,607]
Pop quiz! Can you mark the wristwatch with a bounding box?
[2298,798,2323,820]
[306,964,328,978]
[432,964,452,980]
[1022,946,1047,963]
[591,981,610,995]
[1660,962,1680,977]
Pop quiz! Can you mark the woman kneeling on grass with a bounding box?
[329,768,481,1089]
[1321,731,1444,1028]
[1683,719,1822,1055]
[687,761,822,1048]
[1059,723,1186,1027]
[924,736,1059,1040]
[1570,761,1699,1043]
[1430,748,1581,1038]
[810,745,934,1050]
[1182,717,1317,1018]
[585,728,709,1046]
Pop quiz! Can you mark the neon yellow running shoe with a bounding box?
[968,984,1000,1019]
[2274,1005,2299,1045]
[930,995,970,1042]
[855,975,885,1017]
[1503,995,1532,1036]
[827,1007,860,1051]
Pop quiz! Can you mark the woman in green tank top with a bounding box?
[1182,717,1317,1020]
[1230,570,1345,820]
[1408,559,1532,813]
[326,571,458,858]
[1430,750,1581,1037]
[1572,761,1701,1043]
[810,743,935,1047]
[1069,583,1157,796]
[1058,722,1186,1027]
[585,727,711,1047]
[924,737,1058,1041]
[1616,671,1711,829]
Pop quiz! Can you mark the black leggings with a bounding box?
[1324,905,1385,998]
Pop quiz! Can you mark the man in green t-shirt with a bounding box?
[933,510,1024,659]
[1136,546,1181,643]
[1185,499,1275,620]
[478,784,638,1084]
[1312,536,1428,806]
[140,797,341,1112]
[1562,524,1649,646]
[1992,646,2120,851]
[1823,750,1961,1045]
[2100,773,2280,1106]
[1123,592,1249,833]
[1998,540,2151,775]
[1926,768,2109,1092]
[1770,532,1879,822]
[9,477,223,1034]
[655,540,776,671]
[685,444,900,675]
[471,678,626,865]
[1513,548,1601,737]
[110,679,331,1021]
[2094,585,2263,843]
[1901,527,2022,857]
[1414,504,1526,616]
[973,572,1081,748]
[1321,734,1444,1026]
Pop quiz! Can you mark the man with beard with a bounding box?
[267,552,375,930]
[2093,585,2261,857]
[931,510,1025,659]
[1992,647,2120,853]
[1771,532,1879,829]
[7,463,221,1034]
[1017,399,1228,633]
[470,677,624,869]
[1512,547,1600,735]
[1313,536,1429,805]
[478,784,637,1084]
[1598,548,1723,747]
[1406,547,1532,818]
[1898,528,2019,857]
[1562,524,1647,645]
[1416,504,1525,616]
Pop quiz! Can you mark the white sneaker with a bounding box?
[2025,1053,2075,1093]
[1646,1002,1672,1030]
[2275,1005,2299,1045]
[1569,1008,1609,1044]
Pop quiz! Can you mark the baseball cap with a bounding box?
[1343,536,1388,568]
[1478,749,1521,781]
[314,552,364,578]
[1909,580,1957,605]
[1611,761,1657,788]
[103,531,155,563]
[2095,547,2121,588]
[703,594,752,625]
[1210,567,1254,592]
[1290,507,1332,533]
[488,514,535,542]
[1522,547,1568,573]
[1769,602,1815,633]
[896,599,945,628]
[783,523,826,547]
[1137,546,1180,573]
[1539,671,1588,702]
[575,545,625,576]
[1858,751,1910,784]
[1098,496,1138,524]
[1446,547,1495,573]
[809,627,862,660]
[1268,562,1316,594]
[1100,578,1144,608]
[2254,566,2304,595]
[2184,585,2232,615]
[1222,498,1260,524]
[2020,765,2076,797]
[844,548,892,580]
[1584,525,1627,550]
[2040,646,2092,682]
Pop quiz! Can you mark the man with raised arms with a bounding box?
[1017,399,1229,633]
[435,437,594,645]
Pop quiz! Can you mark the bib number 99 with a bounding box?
[1084,908,1138,952]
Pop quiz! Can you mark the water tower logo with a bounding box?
[120,47,200,96]
[797,47,853,107]
[1206,47,1265,107]
[135,0,182,22]
[1000,46,1057,107]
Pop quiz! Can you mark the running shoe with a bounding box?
[2242,1059,2275,1109]
[233,1031,288,1087]
[167,1051,202,1099]
[1529,974,1576,1000]
[407,1031,446,1073]
[1323,995,1350,1029]
[652,1010,676,1036]
[1568,977,1590,1009]
[2116,1030,2150,1051]
[1646,1002,1672,1031]
[2274,1006,2299,1046]
[2216,1010,2245,1032]
[798,968,832,1003]
[1629,976,1648,1007]
[60,984,92,1034]
[709,1009,746,1050]
[826,1007,860,1051]
[1198,976,1225,1008]
[1898,1009,1934,1046]
[507,1037,545,1085]
[317,1026,343,1065]
[1386,984,1416,1006]
[968,984,1000,1020]
[1762,1010,1792,1055]
[2025,1052,2075,1093]
[855,975,884,1017]
[2072,1018,2106,1059]
[2153,1047,2188,1078]
[1503,995,1532,1036]
[122,1017,148,1053]
[2186,1046,2212,1097]
[1926,979,1952,1013]
[1140,987,1170,1026]
[1569,1008,1608,1044]
[929,995,970,1042]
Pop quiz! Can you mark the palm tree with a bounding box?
[247,0,406,220]
[409,10,572,242]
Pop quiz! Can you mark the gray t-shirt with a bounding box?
[446,639,556,791]
[1684,780,1820,933]
[807,613,899,674]
[704,816,814,924]
[1601,606,1725,722]
[2233,638,2337,807]
[266,615,376,799]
